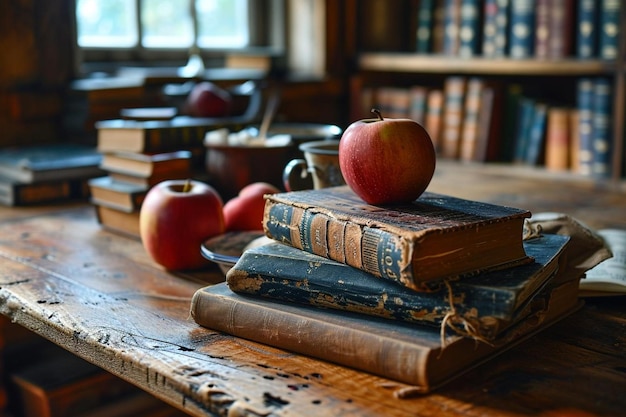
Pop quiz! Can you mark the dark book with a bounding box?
[547,0,573,59]
[99,150,192,178]
[88,176,148,212]
[576,78,595,175]
[500,83,524,161]
[533,0,551,58]
[482,0,509,57]
[591,78,612,177]
[512,96,536,164]
[576,0,597,58]
[416,0,435,53]
[523,102,548,166]
[263,186,531,291]
[0,144,103,183]
[227,234,569,340]
[598,0,620,60]
[191,279,582,392]
[458,0,482,57]
[0,176,88,207]
[508,0,535,58]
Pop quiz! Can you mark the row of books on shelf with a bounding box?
[191,185,612,392]
[365,75,613,177]
[415,0,620,60]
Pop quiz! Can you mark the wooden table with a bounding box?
[1,162,625,416]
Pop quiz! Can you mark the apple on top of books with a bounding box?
[339,109,436,205]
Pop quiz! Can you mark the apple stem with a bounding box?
[371,108,384,121]
[182,178,192,193]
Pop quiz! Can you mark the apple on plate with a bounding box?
[185,81,233,117]
[140,179,225,270]
[223,182,280,231]
[339,109,436,205]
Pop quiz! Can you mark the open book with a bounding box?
[579,229,626,296]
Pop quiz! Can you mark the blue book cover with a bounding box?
[458,0,481,57]
[576,78,595,175]
[513,97,536,163]
[416,0,435,53]
[508,0,535,58]
[591,78,612,177]
[227,234,569,341]
[599,0,620,60]
[524,102,548,165]
[442,0,462,55]
[576,0,598,58]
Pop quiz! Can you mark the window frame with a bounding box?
[75,0,285,73]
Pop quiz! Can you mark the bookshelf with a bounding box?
[346,0,626,183]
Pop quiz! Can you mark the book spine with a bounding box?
[408,86,428,124]
[264,201,412,287]
[576,0,597,58]
[576,78,595,175]
[425,89,444,152]
[459,77,484,161]
[416,0,434,53]
[513,97,536,163]
[591,78,612,177]
[508,0,535,58]
[598,0,621,60]
[441,76,467,159]
[534,0,551,59]
[544,107,571,171]
[547,0,573,59]
[500,84,524,161]
[442,0,462,55]
[458,0,481,57]
[524,102,548,166]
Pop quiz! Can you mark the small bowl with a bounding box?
[201,231,271,275]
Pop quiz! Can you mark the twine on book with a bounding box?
[439,280,493,357]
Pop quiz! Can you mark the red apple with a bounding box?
[140,179,225,270]
[185,81,233,117]
[223,182,280,231]
[339,109,436,205]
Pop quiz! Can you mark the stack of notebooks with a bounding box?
[191,186,583,393]
[88,118,206,238]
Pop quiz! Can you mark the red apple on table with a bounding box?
[140,179,225,270]
[339,109,436,205]
[223,182,280,231]
[185,81,233,117]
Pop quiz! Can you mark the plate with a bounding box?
[201,231,271,275]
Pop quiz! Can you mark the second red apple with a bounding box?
[223,182,280,231]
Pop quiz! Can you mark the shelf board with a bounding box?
[358,54,617,76]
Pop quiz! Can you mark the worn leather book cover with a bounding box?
[191,279,582,392]
[263,186,531,291]
[226,234,569,340]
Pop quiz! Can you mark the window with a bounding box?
[75,0,283,67]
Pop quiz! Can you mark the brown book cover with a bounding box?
[93,203,141,239]
[459,77,484,161]
[263,186,531,291]
[544,107,572,171]
[100,150,192,178]
[424,88,444,152]
[440,76,467,159]
[191,279,582,393]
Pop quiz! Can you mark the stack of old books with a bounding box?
[88,117,208,238]
[191,186,584,393]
